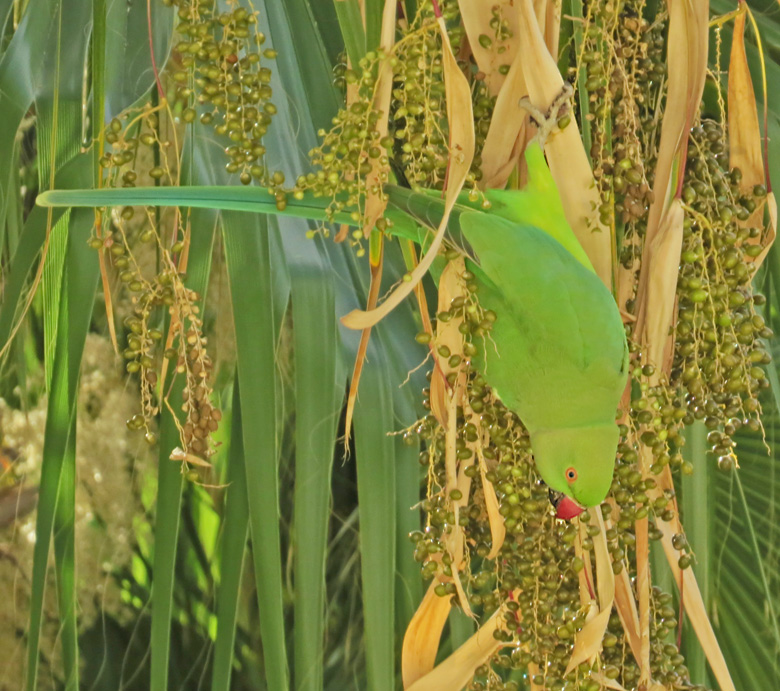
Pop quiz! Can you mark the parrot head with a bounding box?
[530,423,619,520]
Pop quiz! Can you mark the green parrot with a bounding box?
[37,142,628,517]
[385,142,629,517]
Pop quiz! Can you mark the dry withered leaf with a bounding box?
[341,13,475,330]
[635,199,685,378]
[515,0,612,287]
[475,440,506,559]
[644,0,708,237]
[402,580,453,688]
[645,466,737,691]
[633,0,708,383]
[405,606,506,690]
[478,0,560,187]
[479,51,532,188]
[360,0,396,238]
[728,7,764,230]
[443,390,474,618]
[565,511,615,675]
[457,0,520,95]
[750,190,777,269]
[430,259,468,427]
[613,562,642,665]
[654,517,736,691]
[590,673,629,691]
[343,244,383,446]
[539,0,560,57]
[170,447,212,468]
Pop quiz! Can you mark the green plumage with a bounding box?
[36,143,628,508]
[387,143,628,508]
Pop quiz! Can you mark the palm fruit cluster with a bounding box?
[89,103,222,474]
[616,117,771,498]
[168,0,282,189]
[390,12,449,189]
[398,0,776,686]
[405,250,704,690]
[300,0,489,231]
[386,0,487,190]
[297,49,391,229]
[578,0,771,472]
[573,1,667,230]
[672,120,771,460]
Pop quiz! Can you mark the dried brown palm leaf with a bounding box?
[751,190,778,268]
[590,673,629,691]
[642,0,708,242]
[613,567,642,664]
[478,0,560,188]
[430,259,468,427]
[635,200,685,376]
[402,580,454,688]
[360,0,396,238]
[655,515,736,691]
[635,0,708,377]
[343,242,383,446]
[565,511,615,675]
[405,606,507,690]
[427,259,475,616]
[728,6,764,229]
[539,0,560,57]
[341,9,475,330]
[474,438,505,559]
[726,4,776,267]
[442,388,474,618]
[478,53,532,189]
[515,0,612,286]
[457,0,520,95]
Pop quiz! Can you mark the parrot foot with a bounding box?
[519,83,574,147]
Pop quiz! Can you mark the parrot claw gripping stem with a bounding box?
[518,82,574,147]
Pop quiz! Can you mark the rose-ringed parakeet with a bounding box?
[385,142,629,518]
[36,142,628,518]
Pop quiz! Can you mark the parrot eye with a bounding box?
[565,467,577,482]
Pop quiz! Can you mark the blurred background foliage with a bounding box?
[0,0,778,690]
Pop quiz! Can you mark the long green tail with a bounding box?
[37,183,471,249]
[37,186,350,225]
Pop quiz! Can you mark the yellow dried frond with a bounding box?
[360,0,396,238]
[728,5,776,266]
[402,581,454,688]
[457,0,520,95]
[478,52,533,189]
[476,443,506,559]
[728,9,764,209]
[406,606,507,690]
[515,0,612,287]
[645,0,708,231]
[647,467,737,691]
[565,511,615,675]
[478,0,560,188]
[635,199,685,384]
[613,563,642,664]
[341,13,475,330]
[430,260,468,428]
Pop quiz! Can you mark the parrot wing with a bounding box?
[460,212,627,434]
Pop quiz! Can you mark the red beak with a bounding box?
[555,495,585,520]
